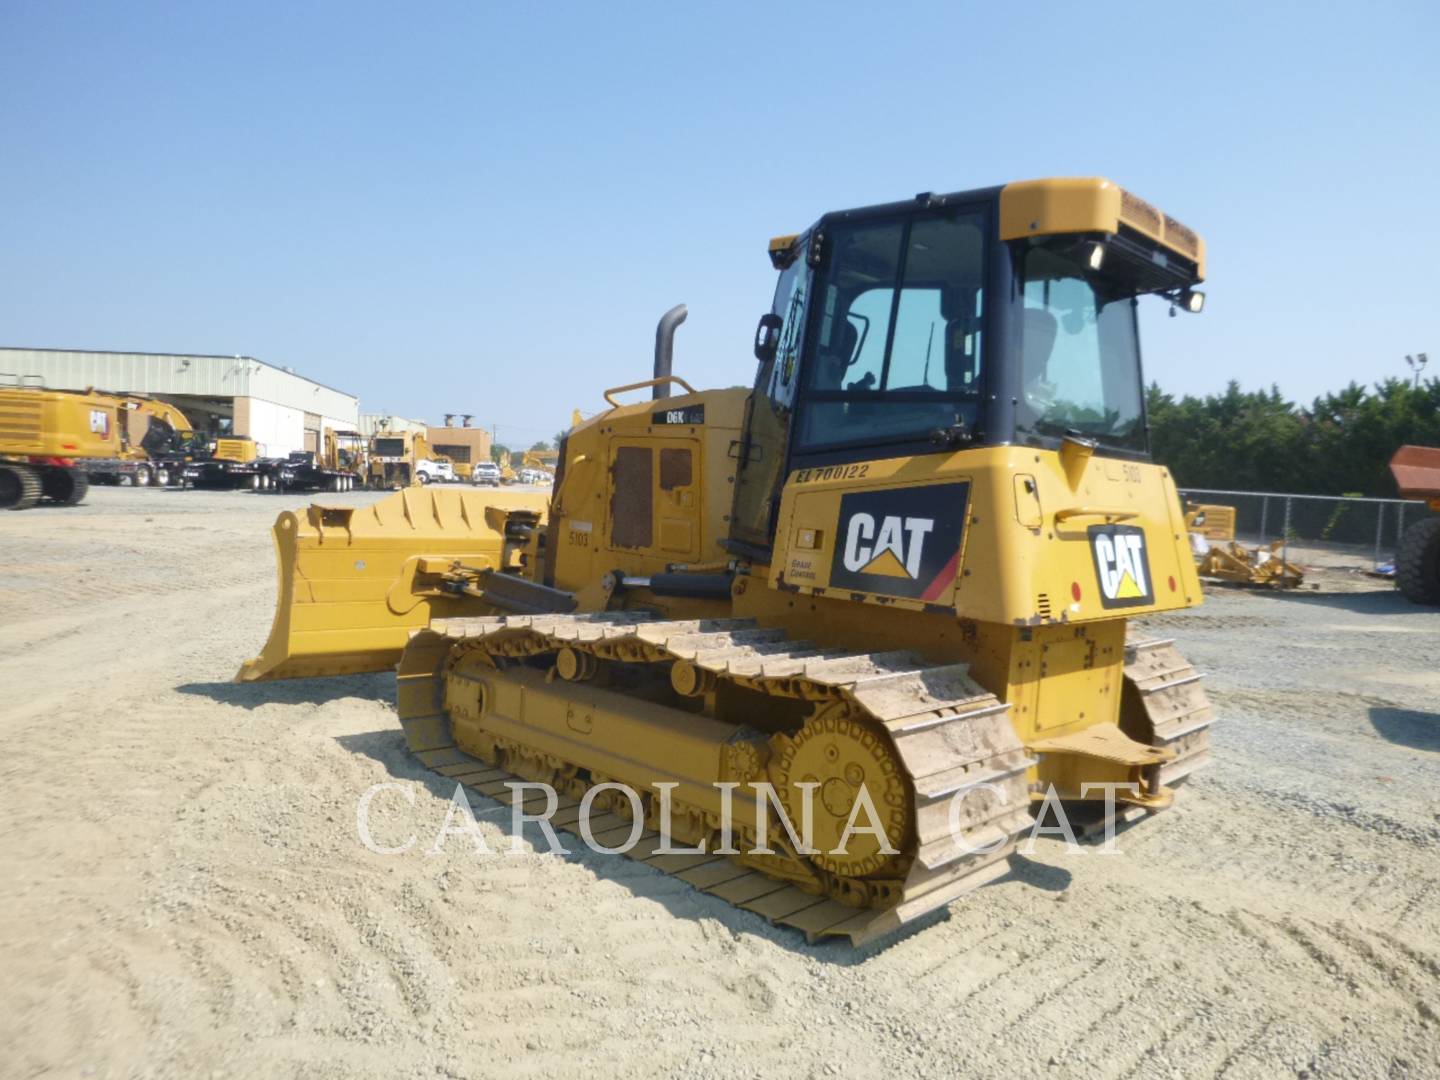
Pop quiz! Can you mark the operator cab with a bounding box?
[730,177,1205,551]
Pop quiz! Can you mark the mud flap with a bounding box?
[236,487,549,682]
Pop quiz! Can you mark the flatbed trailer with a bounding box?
[273,450,360,492]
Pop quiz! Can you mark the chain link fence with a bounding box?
[1177,488,1437,572]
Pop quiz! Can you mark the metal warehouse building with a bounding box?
[0,347,358,457]
[359,413,429,437]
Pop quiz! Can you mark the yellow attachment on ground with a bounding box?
[236,486,549,682]
[1197,539,1304,589]
[1185,502,1237,541]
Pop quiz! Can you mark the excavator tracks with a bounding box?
[1123,635,1214,785]
[395,613,1037,947]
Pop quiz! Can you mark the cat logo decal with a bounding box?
[829,483,968,602]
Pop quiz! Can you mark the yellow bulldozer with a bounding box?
[0,385,128,508]
[241,177,1215,945]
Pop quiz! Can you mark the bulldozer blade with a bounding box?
[236,487,549,682]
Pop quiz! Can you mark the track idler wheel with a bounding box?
[768,703,913,879]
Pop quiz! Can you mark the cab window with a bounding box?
[797,210,986,451]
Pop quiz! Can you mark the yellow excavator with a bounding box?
[93,394,201,487]
[240,178,1214,944]
[1,384,128,508]
[496,449,518,484]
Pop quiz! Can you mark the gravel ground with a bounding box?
[1,486,1437,1079]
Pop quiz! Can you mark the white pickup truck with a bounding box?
[415,458,455,484]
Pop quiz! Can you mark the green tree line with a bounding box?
[1147,378,1440,496]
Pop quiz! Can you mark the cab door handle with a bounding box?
[1053,506,1140,524]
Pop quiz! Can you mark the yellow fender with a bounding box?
[237,486,549,682]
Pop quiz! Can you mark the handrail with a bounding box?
[603,374,697,408]
[1054,506,1140,524]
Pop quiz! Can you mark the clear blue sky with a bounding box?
[2,1,1436,445]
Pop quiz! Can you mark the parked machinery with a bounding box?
[0,385,125,508]
[274,428,365,492]
[521,448,558,479]
[1389,445,1440,604]
[366,430,451,488]
[240,177,1215,944]
[86,395,201,487]
[366,430,417,488]
[181,436,276,490]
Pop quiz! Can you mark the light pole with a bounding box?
[1405,353,1428,387]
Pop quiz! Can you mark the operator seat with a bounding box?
[1019,307,1061,422]
[1022,307,1059,372]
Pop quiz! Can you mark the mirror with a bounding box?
[754,313,783,364]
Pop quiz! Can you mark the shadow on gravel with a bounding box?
[1369,707,1440,753]
[177,673,396,709]
[1001,853,1073,894]
[336,726,1018,965]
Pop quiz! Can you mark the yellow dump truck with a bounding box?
[367,430,452,488]
[0,385,126,508]
[242,177,1215,944]
[1390,445,1440,604]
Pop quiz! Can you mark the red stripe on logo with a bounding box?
[920,550,960,603]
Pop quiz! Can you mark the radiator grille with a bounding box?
[1120,190,1162,234]
[1163,214,1200,259]
[0,399,43,444]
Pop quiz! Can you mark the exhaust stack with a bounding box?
[653,304,688,399]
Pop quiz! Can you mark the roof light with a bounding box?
[1180,288,1205,314]
[1084,241,1106,271]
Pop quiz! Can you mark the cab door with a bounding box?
[730,239,810,551]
